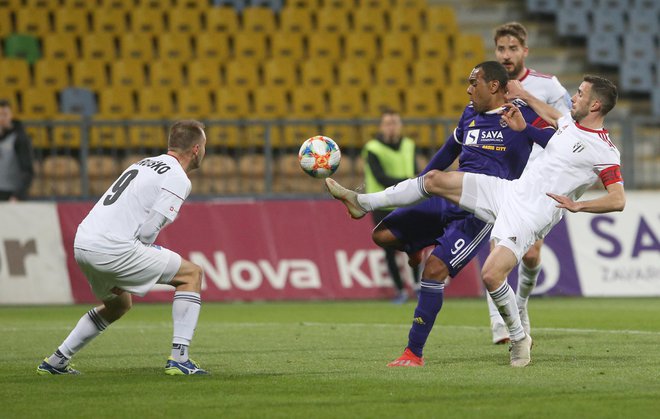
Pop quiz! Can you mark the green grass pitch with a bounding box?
[2,298,659,418]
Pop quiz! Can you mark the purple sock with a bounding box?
[407,280,445,357]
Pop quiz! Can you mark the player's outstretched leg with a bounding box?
[324,178,367,219]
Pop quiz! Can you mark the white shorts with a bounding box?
[74,244,182,301]
[459,173,544,263]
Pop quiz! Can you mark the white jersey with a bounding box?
[75,154,191,254]
[521,68,572,163]
[512,113,622,230]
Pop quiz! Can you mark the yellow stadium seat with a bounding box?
[338,60,372,90]
[270,32,305,62]
[80,33,117,61]
[72,60,109,91]
[352,8,387,34]
[328,86,363,118]
[98,87,135,119]
[453,33,486,63]
[316,7,350,34]
[418,32,450,62]
[301,59,335,89]
[441,84,469,118]
[290,86,325,118]
[149,61,184,88]
[92,9,128,33]
[195,33,231,61]
[425,6,458,34]
[0,10,13,37]
[127,123,168,149]
[34,60,69,90]
[157,34,193,61]
[381,32,415,62]
[87,155,120,179]
[375,59,410,89]
[130,9,165,34]
[233,32,268,64]
[287,0,321,8]
[253,86,289,119]
[111,60,146,89]
[52,115,83,149]
[42,155,81,179]
[205,7,239,33]
[359,0,389,12]
[389,8,423,34]
[187,59,222,89]
[196,154,238,177]
[393,0,428,10]
[136,88,174,119]
[281,123,319,148]
[345,33,379,62]
[138,0,170,10]
[22,88,58,119]
[405,85,440,117]
[98,0,134,9]
[366,87,402,116]
[412,59,448,88]
[216,86,251,119]
[119,33,156,61]
[321,123,361,149]
[245,124,283,149]
[42,34,78,61]
[242,7,276,33]
[307,32,342,62]
[54,9,89,34]
[167,8,202,34]
[448,59,477,87]
[324,0,353,11]
[279,8,313,33]
[176,88,212,118]
[16,8,50,36]
[225,60,260,88]
[90,122,128,149]
[0,59,31,92]
[0,0,23,9]
[61,0,93,9]
[25,125,50,149]
[263,58,298,88]
[206,125,243,148]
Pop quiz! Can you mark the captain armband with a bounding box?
[599,165,623,187]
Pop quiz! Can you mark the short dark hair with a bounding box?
[494,22,528,47]
[0,99,11,108]
[168,120,205,151]
[583,75,617,116]
[475,61,509,92]
[380,108,400,119]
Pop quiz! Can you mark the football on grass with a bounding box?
[298,135,341,178]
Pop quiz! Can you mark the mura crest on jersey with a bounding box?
[573,142,585,153]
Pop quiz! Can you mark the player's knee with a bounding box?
[522,245,541,267]
[189,263,204,290]
[421,256,449,283]
[423,170,443,193]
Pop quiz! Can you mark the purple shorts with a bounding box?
[382,196,492,277]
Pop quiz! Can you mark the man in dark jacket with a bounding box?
[0,99,34,201]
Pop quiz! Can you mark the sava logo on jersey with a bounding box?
[465,129,505,145]
[136,159,171,174]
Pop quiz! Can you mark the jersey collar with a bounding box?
[518,68,531,82]
[574,121,607,134]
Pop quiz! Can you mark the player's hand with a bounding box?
[547,192,581,213]
[500,103,526,132]
[505,80,526,102]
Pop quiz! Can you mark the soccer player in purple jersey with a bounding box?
[359,61,555,367]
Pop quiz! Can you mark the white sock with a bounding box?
[172,291,201,361]
[358,177,430,211]
[171,343,189,363]
[488,282,525,341]
[56,308,110,362]
[486,293,504,324]
[516,262,541,308]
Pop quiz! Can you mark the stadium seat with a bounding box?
[233,32,268,64]
[52,115,83,149]
[250,0,283,12]
[60,87,98,117]
[619,61,654,93]
[90,123,129,149]
[34,60,70,90]
[54,8,89,34]
[556,8,590,37]
[176,88,212,118]
[328,86,363,118]
[253,86,289,118]
[424,6,458,34]
[321,123,361,149]
[307,32,342,62]
[652,86,660,117]
[352,7,387,34]
[42,34,79,62]
[381,33,416,62]
[206,124,243,148]
[16,8,50,36]
[22,88,58,119]
[4,34,41,64]
[196,154,238,177]
[0,59,31,92]
[587,32,620,66]
[278,8,313,33]
[389,8,423,34]
[149,61,185,89]
[167,8,202,33]
[627,8,659,35]
[0,11,13,37]
[242,7,277,33]
[591,9,625,35]
[157,33,193,61]
[42,155,81,178]
[187,59,222,88]
[366,87,402,116]
[453,34,485,64]
[72,60,109,91]
[392,0,427,10]
[80,33,117,61]
[418,32,451,62]
[99,0,135,10]
[338,61,373,90]
[127,123,168,149]
[448,60,476,87]
[270,32,305,62]
[195,33,231,61]
[301,59,336,89]
[136,88,175,119]
[357,0,388,12]
[525,0,559,14]
[130,9,165,34]
[375,59,410,89]
[632,0,660,12]
[287,0,320,8]
[404,123,434,149]
[111,60,147,89]
[412,59,448,88]
[281,122,319,148]
[212,0,247,12]
[405,86,440,118]
[316,7,351,34]
[290,86,325,118]
[205,7,240,33]
[623,33,657,65]
[225,60,260,88]
[87,155,120,179]
[263,58,298,88]
[216,86,251,118]
[441,84,468,117]
[345,33,379,62]
[98,87,135,119]
[25,125,50,149]
[91,8,128,33]
[119,33,156,61]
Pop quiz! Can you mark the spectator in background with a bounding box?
[0,99,34,201]
[363,110,420,303]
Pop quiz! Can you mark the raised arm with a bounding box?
[547,182,625,214]
[506,80,563,128]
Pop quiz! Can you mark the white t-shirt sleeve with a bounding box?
[153,173,191,221]
[548,77,572,114]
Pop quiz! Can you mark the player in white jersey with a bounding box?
[37,120,210,376]
[325,75,625,367]
[487,22,573,344]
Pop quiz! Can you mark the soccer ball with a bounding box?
[298,135,341,178]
